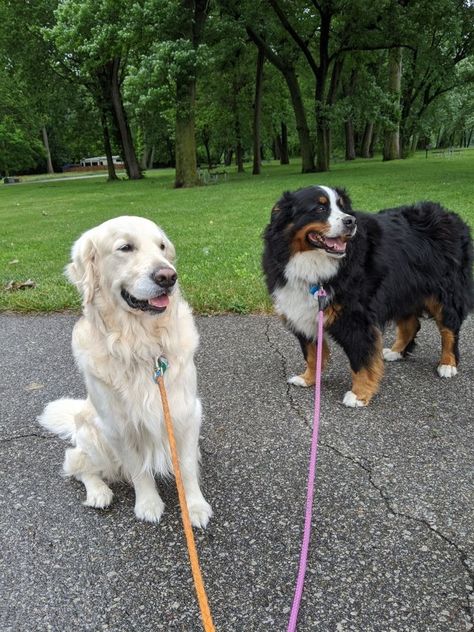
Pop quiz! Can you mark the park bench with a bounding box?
[426,147,463,158]
[198,168,228,184]
[3,176,21,184]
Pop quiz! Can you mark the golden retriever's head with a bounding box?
[67,216,178,315]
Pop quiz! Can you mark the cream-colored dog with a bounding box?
[38,216,212,527]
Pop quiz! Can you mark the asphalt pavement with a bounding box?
[1,313,473,632]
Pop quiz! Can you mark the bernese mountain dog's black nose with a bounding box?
[343,215,356,228]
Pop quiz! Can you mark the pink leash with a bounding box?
[287,286,327,631]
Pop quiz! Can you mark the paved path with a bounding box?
[1,314,473,631]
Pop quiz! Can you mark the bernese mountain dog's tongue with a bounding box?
[323,237,347,252]
[148,294,170,309]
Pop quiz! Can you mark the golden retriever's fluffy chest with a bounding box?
[72,308,198,434]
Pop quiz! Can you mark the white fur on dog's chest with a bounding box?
[273,282,319,339]
[272,252,340,340]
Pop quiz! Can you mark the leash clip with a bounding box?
[309,284,329,311]
[154,355,169,381]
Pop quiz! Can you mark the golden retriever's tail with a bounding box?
[38,398,87,442]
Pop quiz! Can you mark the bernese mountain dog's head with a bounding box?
[263,185,358,291]
[270,185,356,257]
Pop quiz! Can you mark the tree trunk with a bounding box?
[175,78,199,187]
[280,122,289,164]
[342,68,356,161]
[252,45,265,175]
[140,144,148,170]
[224,149,233,166]
[235,117,244,173]
[100,110,118,181]
[436,127,443,148]
[203,136,212,169]
[284,70,315,172]
[246,26,314,172]
[360,122,374,158]
[344,120,356,160]
[109,59,142,179]
[315,114,329,172]
[467,130,473,147]
[383,47,402,161]
[272,137,280,160]
[174,0,208,188]
[370,124,379,157]
[410,133,419,153]
[41,126,54,174]
[147,145,155,170]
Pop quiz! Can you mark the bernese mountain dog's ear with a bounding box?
[271,191,294,218]
[335,187,352,211]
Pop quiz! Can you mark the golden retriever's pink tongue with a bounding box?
[148,294,169,308]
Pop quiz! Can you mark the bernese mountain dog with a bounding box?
[262,185,473,407]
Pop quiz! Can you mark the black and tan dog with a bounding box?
[262,185,473,407]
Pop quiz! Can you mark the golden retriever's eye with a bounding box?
[160,243,165,251]
[118,243,134,252]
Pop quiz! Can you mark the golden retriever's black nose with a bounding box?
[152,267,177,288]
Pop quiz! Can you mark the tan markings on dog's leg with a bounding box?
[296,337,330,386]
[351,330,384,405]
[391,315,420,353]
[425,297,457,368]
[439,328,456,366]
[298,340,316,386]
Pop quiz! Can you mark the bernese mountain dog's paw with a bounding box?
[437,364,458,378]
[382,348,403,362]
[342,391,366,407]
[288,375,313,387]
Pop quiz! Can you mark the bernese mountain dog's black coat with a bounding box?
[262,185,473,407]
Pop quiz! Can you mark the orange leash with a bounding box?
[155,367,216,632]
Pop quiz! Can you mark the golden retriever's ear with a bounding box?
[65,231,97,304]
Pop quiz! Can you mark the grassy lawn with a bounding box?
[1,151,473,314]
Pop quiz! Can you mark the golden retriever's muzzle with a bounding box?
[121,268,177,314]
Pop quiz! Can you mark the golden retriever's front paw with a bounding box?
[188,500,213,529]
[135,496,165,523]
[83,484,113,509]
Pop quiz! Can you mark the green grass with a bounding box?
[1,152,473,314]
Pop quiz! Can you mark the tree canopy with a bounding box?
[1,0,473,182]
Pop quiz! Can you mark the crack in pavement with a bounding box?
[320,441,474,629]
[264,321,474,628]
[264,320,309,424]
[0,432,57,444]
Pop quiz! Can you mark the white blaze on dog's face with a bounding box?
[67,216,177,315]
[286,185,357,260]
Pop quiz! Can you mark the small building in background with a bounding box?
[63,156,125,172]
[79,156,123,167]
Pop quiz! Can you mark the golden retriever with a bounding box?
[38,216,212,527]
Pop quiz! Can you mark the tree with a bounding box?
[398,0,474,156]
[0,68,43,175]
[383,47,402,160]
[47,0,144,179]
[246,25,316,172]
[252,43,265,175]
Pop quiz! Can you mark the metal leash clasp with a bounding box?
[154,355,169,382]
[309,284,329,311]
